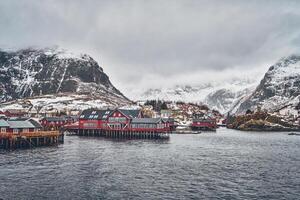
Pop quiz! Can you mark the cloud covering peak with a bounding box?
[1,0,300,96]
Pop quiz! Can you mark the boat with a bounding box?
[192,131,202,134]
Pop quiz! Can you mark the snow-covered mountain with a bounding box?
[0,47,131,108]
[139,78,258,114]
[234,55,300,114]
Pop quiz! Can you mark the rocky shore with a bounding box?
[226,111,300,132]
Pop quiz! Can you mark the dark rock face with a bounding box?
[0,47,129,103]
[235,55,300,114]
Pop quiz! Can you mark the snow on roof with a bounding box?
[80,109,112,120]
[118,109,140,118]
[0,119,10,127]
[28,119,43,128]
[131,118,162,124]
[7,120,35,129]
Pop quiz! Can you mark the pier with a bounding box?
[0,131,63,149]
[65,128,169,139]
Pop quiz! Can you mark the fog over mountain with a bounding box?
[1,0,300,98]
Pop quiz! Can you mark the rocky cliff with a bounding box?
[235,55,300,114]
[0,47,130,105]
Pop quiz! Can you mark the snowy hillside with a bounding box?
[0,94,131,114]
[138,78,257,114]
[234,55,300,114]
[0,47,130,107]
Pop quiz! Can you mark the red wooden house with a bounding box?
[0,119,10,135]
[78,109,112,129]
[162,118,177,131]
[130,118,170,132]
[104,109,142,130]
[40,116,78,130]
[78,109,142,129]
[76,108,171,133]
[191,113,217,131]
[4,109,27,118]
[0,119,42,135]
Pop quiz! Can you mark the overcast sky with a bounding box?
[1,0,300,97]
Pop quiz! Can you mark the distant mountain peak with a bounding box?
[0,47,130,105]
[137,77,258,114]
[234,54,300,114]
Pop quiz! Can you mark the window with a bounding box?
[108,117,126,123]
[1,128,6,133]
[83,122,97,128]
[23,128,29,133]
[13,129,19,134]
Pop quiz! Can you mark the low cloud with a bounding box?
[1,0,300,96]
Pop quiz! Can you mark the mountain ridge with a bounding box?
[137,78,258,114]
[233,55,300,114]
[0,47,130,105]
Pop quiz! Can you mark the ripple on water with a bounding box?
[0,129,300,200]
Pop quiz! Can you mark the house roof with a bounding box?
[0,114,7,118]
[41,117,68,122]
[79,109,112,120]
[131,118,162,124]
[66,115,79,120]
[28,119,43,129]
[193,118,215,123]
[0,119,10,127]
[8,117,30,121]
[162,118,175,123]
[7,120,35,129]
[79,108,141,120]
[118,109,140,118]
[5,109,27,114]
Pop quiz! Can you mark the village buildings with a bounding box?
[77,108,171,132]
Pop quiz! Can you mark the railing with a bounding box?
[0,131,60,139]
[73,125,171,132]
[0,132,12,139]
[102,127,171,132]
[20,131,60,137]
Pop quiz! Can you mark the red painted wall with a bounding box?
[5,128,35,133]
[191,121,216,128]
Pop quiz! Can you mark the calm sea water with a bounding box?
[0,128,299,200]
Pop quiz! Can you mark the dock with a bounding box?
[0,131,64,149]
[64,127,169,139]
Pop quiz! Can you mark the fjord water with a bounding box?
[0,128,299,200]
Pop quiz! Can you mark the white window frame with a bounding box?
[23,128,29,133]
